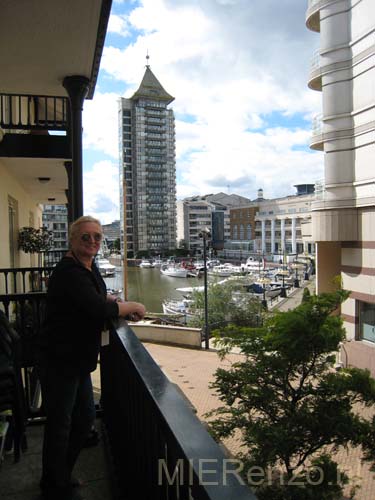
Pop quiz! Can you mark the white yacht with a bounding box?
[162,298,196,322]
[96,257,116,276]
[208,263,242,278]
[243,258,263,272]
[160,265,188,278]
[152,257,164,267]
[139,259,154,268]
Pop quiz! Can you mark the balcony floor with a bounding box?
[1,419,111,500]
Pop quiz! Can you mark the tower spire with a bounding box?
[146,50,150,68]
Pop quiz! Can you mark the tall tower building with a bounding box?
[306,1,375,373]
[119,62,176,257]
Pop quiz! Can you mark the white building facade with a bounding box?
[306,0,375,373]
[254,190,315,256]
[119,65,176,257]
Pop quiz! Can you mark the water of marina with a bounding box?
[104,267,203,313]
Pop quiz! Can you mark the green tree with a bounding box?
[112,238,121,252]
[301,286,311,304]
[188,280,261,330]
[206,289,375,499]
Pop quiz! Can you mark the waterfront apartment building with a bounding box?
[306,0,375,373]
[254,185,315,256]
[102,219,120,249]
[119,64,177,257]
[42,204,68,250]
[227,185,315,260]
[177,193,251,254]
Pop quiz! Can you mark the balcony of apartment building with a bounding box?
[306,0,337,32]
[310,114,324,150]
[308,49,322,91]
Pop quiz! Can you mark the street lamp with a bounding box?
[279,250,287,298]
[292,253,300,288]
[199,228,211,350]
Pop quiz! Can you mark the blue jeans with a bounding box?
[40,365,96,499]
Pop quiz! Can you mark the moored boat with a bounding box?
[162,298,196,322]
[96,257,116,276]
[139,259,154,268]
[208,263,242,278]
[160,265,188,278]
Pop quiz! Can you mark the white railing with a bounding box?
[308,0,320,8]
[314,179,326,200]
[310,48,320,71]
[308,0,337,9]
[312,113,323,135]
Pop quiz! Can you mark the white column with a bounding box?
[292,217,297,254]
[261,219,266,252]
[281,219,285,252]
[271,219,275,254]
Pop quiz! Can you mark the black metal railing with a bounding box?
[0,292,47,419]
[42,249,68,267]
[101,320,257,499]
[0,93,68,131]
[0,267,54,294]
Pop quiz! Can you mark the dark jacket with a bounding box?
[40,256,119,374]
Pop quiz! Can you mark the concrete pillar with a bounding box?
[281,219,285,251]
[271,219,275,254]
[63,75,90,220]
[292,217,297,254]
[261,219,266,252]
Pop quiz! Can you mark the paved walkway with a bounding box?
[143,282,375,499]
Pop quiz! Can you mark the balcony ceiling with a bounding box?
[2,157,68,204]
[0,0,111,98]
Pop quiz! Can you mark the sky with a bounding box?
[82,0,323,224]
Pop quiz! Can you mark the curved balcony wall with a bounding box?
[306,0,321,32]
[310,114,324,150]
[306,0,342,32]
[308,49,322,90]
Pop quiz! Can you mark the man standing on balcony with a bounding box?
[39,216,145,500]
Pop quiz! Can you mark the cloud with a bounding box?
[107,14,131,37]
[83,161,120,224]
[82,92,120,159]
[82,0,322,216]
[176,125,323,200]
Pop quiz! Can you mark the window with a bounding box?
[233,225,238,239]
[246,224,252,239]
[358,302,375,343]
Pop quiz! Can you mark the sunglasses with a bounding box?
[80,232,102,242]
